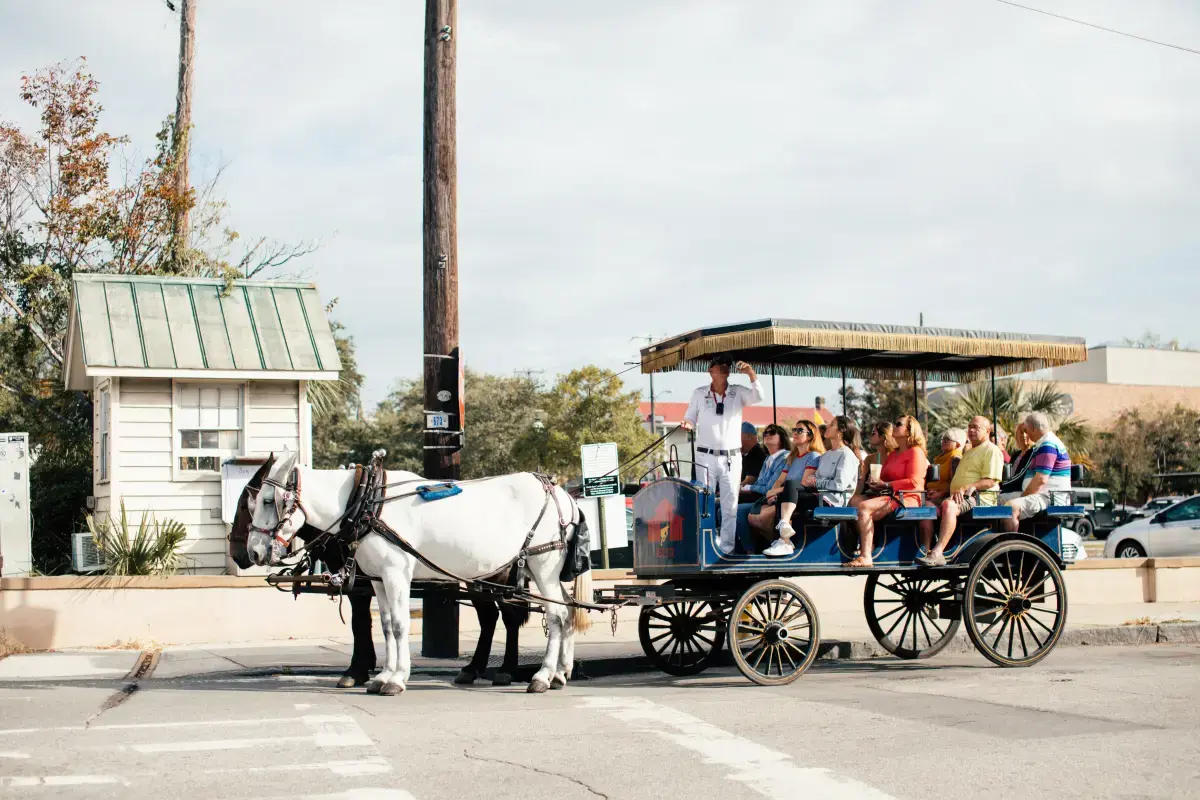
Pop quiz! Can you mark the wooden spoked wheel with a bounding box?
[964,541,1067,667]
[864,573,962,659]
[728,580,820,686]
[638,592,726,676]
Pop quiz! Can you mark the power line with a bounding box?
[989,0,1200,57]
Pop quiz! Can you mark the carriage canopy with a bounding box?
[639,319,1088,382]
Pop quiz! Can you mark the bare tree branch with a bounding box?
[0,285,63,365]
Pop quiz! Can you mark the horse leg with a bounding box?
[525,560,568,694]
[379,567,412,696]
[455,597,498,685]
[365,578,393,694]
[338,591,376,688]
[494,601,526,687]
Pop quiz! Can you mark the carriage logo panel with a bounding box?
[633,479,710,572]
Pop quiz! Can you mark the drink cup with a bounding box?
[869,463,883,483]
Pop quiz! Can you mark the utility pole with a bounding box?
[170,0,196,268]
[420,0,460,659]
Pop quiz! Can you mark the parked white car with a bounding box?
[1103,494,1200,559]
[1060,527,1087,563]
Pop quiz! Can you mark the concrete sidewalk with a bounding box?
[3,600,1199,683]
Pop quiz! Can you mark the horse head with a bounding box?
[246,451,307,566]
[228,456,274,569]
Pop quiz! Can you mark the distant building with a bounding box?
[928,345,1200,427]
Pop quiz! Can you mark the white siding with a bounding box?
[99,377,304,575]
[247,382,301,458]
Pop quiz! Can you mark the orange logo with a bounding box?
[647,499,685,546]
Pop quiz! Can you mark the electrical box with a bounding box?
[0,432,32,577]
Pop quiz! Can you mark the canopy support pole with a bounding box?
[990,365,999,442]
[912,369,919,420]
[841,366,848,418]
[771,363,777,424]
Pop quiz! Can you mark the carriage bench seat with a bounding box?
[1045,505,1087,518]
[970,506,1012,521]
[969,504,1087,520]
[893,506,937,522]
[812,507,858,524]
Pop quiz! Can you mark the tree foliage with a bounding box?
[843,378,918,430]
[928,380,1094,460]
[1092,405,1200,504]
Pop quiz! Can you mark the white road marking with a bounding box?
[130,715,372,754]
[205,756,392,777]
[1,775,128,787]
[1,715,316,736]
[294,703,315,709]
[0,751,29,759]
[582,696,896,800]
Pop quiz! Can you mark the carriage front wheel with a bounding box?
[638,588,726,676]
[728,580,820,686]
[964,541,1067,667]
[864,572,962,659]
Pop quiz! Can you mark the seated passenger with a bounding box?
[998,423,1035,494]
[739,424,789,503]
[916,416,1004,566]
[763,416,863,557]
[747,420,824,543]
[1000,412,1071,531]
[927,427,965,505]
[739,422,767,488]
[846,415,929,568]
[861,422,898,490]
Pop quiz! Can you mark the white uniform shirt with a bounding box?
[683,380,764,451]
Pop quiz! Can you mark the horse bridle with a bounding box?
[250,468,308,549]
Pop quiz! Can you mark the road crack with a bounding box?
[85,650,158,728]
[463,748,608,799]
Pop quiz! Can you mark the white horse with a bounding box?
[244,452,592,695]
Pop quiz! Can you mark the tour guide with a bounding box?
[679,353,763,553]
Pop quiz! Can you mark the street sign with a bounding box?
[580,441,621,498]
[425,412,449,430]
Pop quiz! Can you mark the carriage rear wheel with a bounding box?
[864,573,962,659]
[638,589,726,676]
[728,580,820,686]
[964,541,1067,667]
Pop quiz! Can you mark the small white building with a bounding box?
[63,275,342,574]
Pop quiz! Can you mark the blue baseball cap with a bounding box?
[741,421,757,436]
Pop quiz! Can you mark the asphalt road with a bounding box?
[1,645,1197,800]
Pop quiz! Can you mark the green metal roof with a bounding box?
[65,275,342,389]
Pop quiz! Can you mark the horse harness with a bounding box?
[260,457,601,611]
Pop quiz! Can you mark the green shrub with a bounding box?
[86,503,189,576]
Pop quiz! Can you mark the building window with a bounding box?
[176,384,243,473]
[99,387,110,481]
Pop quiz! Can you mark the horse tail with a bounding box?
[571,570,593,632]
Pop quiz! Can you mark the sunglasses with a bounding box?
[793,428,811,437]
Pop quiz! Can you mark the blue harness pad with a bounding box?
[415,483,463,501]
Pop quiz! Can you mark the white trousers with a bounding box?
[697,451,741,553]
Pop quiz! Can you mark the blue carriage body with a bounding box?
[632,477,1078,578]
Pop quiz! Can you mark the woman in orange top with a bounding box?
[846,415,929,568]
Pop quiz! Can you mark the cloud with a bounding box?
[2,0,1199,408]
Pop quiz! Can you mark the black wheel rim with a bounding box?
[733,585,815,682]
[642,601,722,672]
[968,544,1065,665]
[866,574,961,659]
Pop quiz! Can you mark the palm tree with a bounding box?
[929,379,1093,460]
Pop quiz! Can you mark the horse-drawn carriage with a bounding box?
[602,319,1089,685]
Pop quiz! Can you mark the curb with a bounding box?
[164,622,1200,683]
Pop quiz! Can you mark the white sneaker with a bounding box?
[777,521,796,539]
[763,538,795,558]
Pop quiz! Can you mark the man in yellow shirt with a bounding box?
[917,416,1004,566]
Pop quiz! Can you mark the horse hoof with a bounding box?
[365,680,383,694]
[453,669,478,686]
[336,674,357,689]
[527,679,549,694]
[379,682,405,696]
[549,675,566,690]
[491,672,512,687]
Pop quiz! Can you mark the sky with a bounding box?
[2,0,1198,411]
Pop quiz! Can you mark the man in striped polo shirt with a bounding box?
[1000,411,1072,531]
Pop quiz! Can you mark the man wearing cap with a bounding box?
[679,354,763,553]
[740,421,767,487]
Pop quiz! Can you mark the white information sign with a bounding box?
[580,442,619,479]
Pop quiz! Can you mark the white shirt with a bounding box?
[683,380,764,451]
